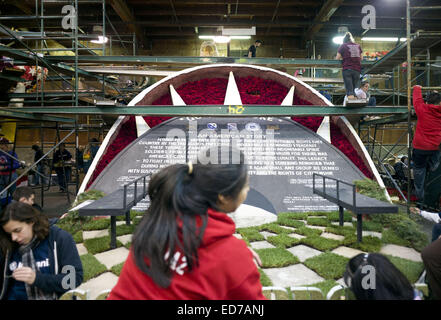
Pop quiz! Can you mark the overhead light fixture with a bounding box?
[91,35,108,44]
[361,37,406,42]
[199,35,250,43]
[332,36,344,44]
[91,25,108,44]
[221,26,256,36]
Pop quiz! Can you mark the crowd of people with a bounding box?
[0,144,439,300]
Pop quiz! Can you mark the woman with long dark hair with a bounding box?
[344,253,421,300]
[336,32,362,101]
[0,202,83,300]
[108,147,265,299]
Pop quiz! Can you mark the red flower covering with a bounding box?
[86,116,137,189]
[86,76,373,188]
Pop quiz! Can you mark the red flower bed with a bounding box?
[86,116,137,188]
[86,76,373,188]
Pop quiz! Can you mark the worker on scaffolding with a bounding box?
[411,85,441,204]
[335,32,362,102]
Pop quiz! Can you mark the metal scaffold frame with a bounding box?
[0,0,111,207]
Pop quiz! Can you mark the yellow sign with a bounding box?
[228,105,244,114]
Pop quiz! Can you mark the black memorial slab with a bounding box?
[89,117,367,213]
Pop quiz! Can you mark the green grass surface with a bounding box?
[277,216,305,228]
[327,211,353,222]
[306,217,330,227]
[304,252,349,280]
[266,234,301,248]
[348,236,382,252]
[382,229,412,247]
[110,262,125,277]
[294,226,323,237]
[258,223,292,234]
[83,219,111,231]
[237,227,265,242]
[113,224,137,236]
[308,279,340,296]
[385,254,425,284]
[80,253,108,282]
[258,269,273,287]
[278,212,308,220]
[325,226,356,237]
[301,235,341,251]
[307,212,329,217]
[255,248,300,268]
[354,220,383,233]
[83,236,123,255]
[73,231,83,244]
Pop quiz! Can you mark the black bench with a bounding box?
[312,173,398,242]
[78,174,150,248]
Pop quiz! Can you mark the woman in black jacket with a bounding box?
[0,202,83,300]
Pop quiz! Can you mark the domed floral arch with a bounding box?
[79,64,387,200]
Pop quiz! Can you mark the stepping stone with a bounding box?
[233,234,243,239]
[331,222,353,227]
[308,216,327,219]
[321,232,345,241]
[332,246,365,259]
[264,264,325,287]
[250,241,276,249]
[288,233,306,240]
[229,204,277,228]
[77,272,119,300]
[83,229,109,240]
[336,278,347,287]
[117,234,132,246]
[363,231,382,239]
[287,245,322,262]
[260,231,277,239]
[280,226,296,231]
[380,244,422,262]
[116,221,126,226]
[76,243,88,256]
[307,225,326,231]
[94,247,130,269]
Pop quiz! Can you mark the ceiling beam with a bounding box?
[127,0,319,6]
[306,0,344,40]
[4,0,33,15]
[107,0,144,44]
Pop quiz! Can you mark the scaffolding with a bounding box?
[0,0,111,207]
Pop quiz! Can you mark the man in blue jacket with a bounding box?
[0,138,20,208]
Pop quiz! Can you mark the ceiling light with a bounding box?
[91,36,108,44]
[361,37,406,42]
[332,36,344,44]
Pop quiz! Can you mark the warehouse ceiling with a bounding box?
[1,0,441,48]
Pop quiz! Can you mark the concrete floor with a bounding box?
[32,176,82,218]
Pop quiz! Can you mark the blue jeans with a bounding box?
[368,96,376,106]
[32,164,45,185]
[412,149,441,201]
[433,223,441,242]
[342,69,361,97]
[55,166,71,190]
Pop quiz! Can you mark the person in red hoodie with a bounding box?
[412,85,441,202]
[108,146,266,300]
